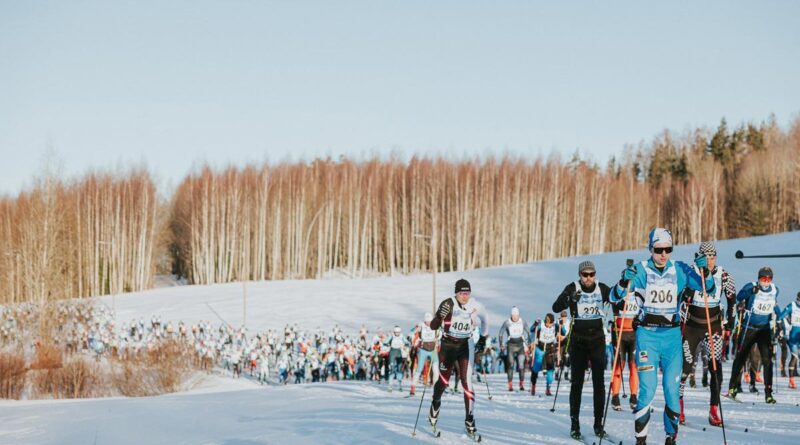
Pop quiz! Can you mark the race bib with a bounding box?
[449,307,474,338]
[508,322,524,338]
[577,297,603,319]
[539,326,556,344]
[421,326,436,342]
[621,297,641,318]
[791,304,800,325]
[752,293,775,316]
[646,283,677,312]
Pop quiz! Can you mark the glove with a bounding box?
[569,289,582,303]
[752,284,760,295]
[694,253,709,276]
[475,335,487,353]
[436,302,451,319]
[620,266,636,287]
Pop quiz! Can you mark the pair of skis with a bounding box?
[420,421,481,442]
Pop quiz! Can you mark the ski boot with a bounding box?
[636,437,647,445]
[570,417,581,440]
[519,380,525,391]
[612,394,622,411]
[409,385,416,396]
[465,415,481,441]
[530,384,536,396]
[727,387,739,400]
[702,372,708,388]
[679,398,685,425]
[630,394,638,411]
[428,400,440,428]
[508,381,514,392]
[664,433,677,445]
[546,385,552,396]
[593,422,609,439]
[749,382,759,394]
[755,371,763,383]
[689,374,696,388]
[765,391,776,404]
[743,372,750,384]
[789,376,797,389]
[708,404,722,427]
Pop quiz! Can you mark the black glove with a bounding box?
[752,284,760,294]
[569,289,582,304]
[475,335,487,353]
[437,302,451,319]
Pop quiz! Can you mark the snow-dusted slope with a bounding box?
[1,231,799,445]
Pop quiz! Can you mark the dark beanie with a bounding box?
[455,278,471,293]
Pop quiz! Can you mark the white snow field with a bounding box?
[2,231,800,445]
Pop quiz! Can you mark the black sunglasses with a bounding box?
[653,246,673,254]
[580,272,595,278]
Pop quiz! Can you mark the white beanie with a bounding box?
[511,306,520,317]
[424,312,433,323]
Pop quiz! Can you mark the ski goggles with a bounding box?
[758,276,772,283]
[652,246,673,254]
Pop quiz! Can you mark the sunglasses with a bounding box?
[653,246,673,254]
[759,276,772,283]
[580,272,596,278]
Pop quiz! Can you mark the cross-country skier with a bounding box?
[410,312,440,396]
[552,260,615,441]
[610,228,714,445]
[780,292,800,389]
[386,326,408,391]
[611,281,640,412]
[498,306,531,392]
[428,278,489,441]
[530,313,558,396]
[727,266,781,404]
[678,241,735,427]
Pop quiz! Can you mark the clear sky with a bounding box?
[1,1,798,194]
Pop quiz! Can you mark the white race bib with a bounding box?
[449,306,474,339]
[508,321,524,338]
[791,303,800,325]
[539,325,556,344]
[421,326,437,342]
[753,293,775,316]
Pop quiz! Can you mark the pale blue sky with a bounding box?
[1,1,798,194]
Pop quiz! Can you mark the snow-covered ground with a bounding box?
[2,231,800,445]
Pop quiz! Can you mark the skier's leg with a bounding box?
[634,328,661,440]
[680,326,702,399]
[569,340,588,422]
[517,350,527,386]
[661,328,683,437]
[756,329,774,395]
[706,329,724,405]
[505,345,515,384]
[458,342,476,420]
[625,335,639,396]
[729,330,757,392]
[588,338,606,427]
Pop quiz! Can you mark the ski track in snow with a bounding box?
[1,232,800,444]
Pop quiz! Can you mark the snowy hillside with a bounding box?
[2,231,800,445]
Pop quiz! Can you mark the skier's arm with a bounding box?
[722,269,737,326]
[599,282,613,304]
[677,261,716,296]
[497,320,509,347]
[522,320,531,348]
[476,302,489,338]
[430,299,453,331]
[552,283,578,313]
[611,263,645,302]
[737,283,756,304]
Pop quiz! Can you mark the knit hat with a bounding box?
[578,260,596,273]
[511,306,520,317]
[698,241,717,256]
[455,278,471,293]
[648,228,673,250]
[424,312,433,323]
[758,266,773,279]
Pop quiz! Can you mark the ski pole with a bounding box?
[700,268,728,445]
[550,317,575,412]
[411,364,432,436]
[481,366,493,400]
[599,258,635,445]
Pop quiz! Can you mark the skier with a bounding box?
[428,278,489,441]
[678,241,735,427]
[498,306,531,392]
[780,292,800,389]
[386,325,407,391]
[611,281,640,412]
[727,266,781,404]
[610,228,714,445]
[552,260,615,441]
[530,313,558,396]
[410,312,440,396]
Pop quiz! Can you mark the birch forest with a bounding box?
[1,117,799,302]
